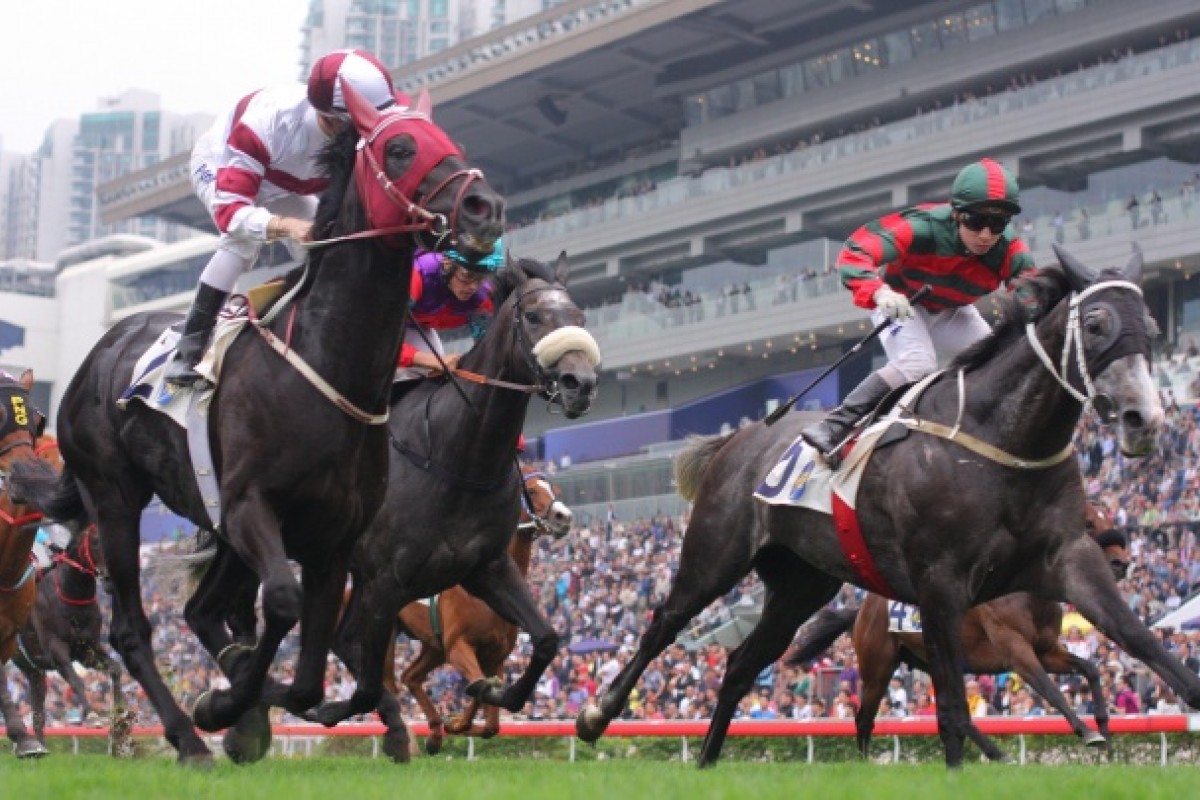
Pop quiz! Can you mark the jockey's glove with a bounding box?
[873,285,914,320]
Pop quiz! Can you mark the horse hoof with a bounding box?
[193,689,236,732]
[14,739,49,759]
[575,705,609,743]
[1082,731,1107,748]
[223,706,273,764]
[217,643,255,677]
[383,730,412,763]
[464,677,504,706]
[423,737,443,757]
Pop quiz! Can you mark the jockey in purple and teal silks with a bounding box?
[393,238,504,381]
[801,158,1036,462]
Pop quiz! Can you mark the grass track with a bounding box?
[0,757,1193,800]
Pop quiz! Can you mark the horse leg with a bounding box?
[0,666,46,757]
[1016,645,1105,748]
[697,553,841,768]
[100,507,212,765]
[374,688,412,764]
[1063,652,1112,747]
[27,668,48,742]
[914,580,971,768]
[1059,539,1200,708]
[400,643,448,754]
[183,546,275,764]
[459,557,555,713]
[577,508,755,744]
[853,638,898,759]
[90,649,133,758]
[193,496,299,732]
[45,639,92,725]
[442,635,488,735]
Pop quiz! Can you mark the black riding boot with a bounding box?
[800,372,893,461]
[164,284,229,388]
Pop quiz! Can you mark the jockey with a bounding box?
[391,238,505,397]
[165,49,403,388]
[800,158,1035,462]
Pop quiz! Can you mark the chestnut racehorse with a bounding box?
[391,466,571,754]
[0,376,57,758]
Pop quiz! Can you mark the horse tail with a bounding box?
[784,603,860,668]
[8,460,86,525]
[144,529,219,605]
[674,432,736,502]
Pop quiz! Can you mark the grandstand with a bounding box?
[22,0,1200,530]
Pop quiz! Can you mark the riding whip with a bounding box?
[764,284,932,426]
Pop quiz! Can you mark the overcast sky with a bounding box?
[0,0,310,154]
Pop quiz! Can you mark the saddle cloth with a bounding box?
[116,308,250,530]
[886,600,923,633]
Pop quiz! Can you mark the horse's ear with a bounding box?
[415,88,432,118]
[1051,243,1097,293]
[554,251,569,287]
[509,256,529,284]
[18,369,33,392]
[1123,242,1144,285]
[341,78,381,138]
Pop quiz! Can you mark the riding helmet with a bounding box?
[950,158,1021,215]
[307,49,398,115]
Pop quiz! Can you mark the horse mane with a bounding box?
[308,125,361,270]
[948,268,1072,373]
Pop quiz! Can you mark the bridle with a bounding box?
[51,526,100,606]
[517,471,564,538]
[1025,279,1145,420]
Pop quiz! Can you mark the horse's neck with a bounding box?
[284,247,413,410]
[952,305,1080,458]
[508,532,535,576]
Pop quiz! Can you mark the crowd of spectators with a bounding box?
[7,393,1200,732]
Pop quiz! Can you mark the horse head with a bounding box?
[519,468,573,539]
[59,523,105,582]
[340,80,503,259]
[1084,502,1128,581]
[0,371,48,511]
[1035,244,1163,457]
[492,252,600,419]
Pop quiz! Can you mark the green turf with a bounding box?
[0,757,1193,800]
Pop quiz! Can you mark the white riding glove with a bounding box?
[872,285,914,320]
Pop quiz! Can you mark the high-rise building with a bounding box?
[8,91,211,263]
[299,0,565,75]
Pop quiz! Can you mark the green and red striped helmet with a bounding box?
[950,158,1021,215]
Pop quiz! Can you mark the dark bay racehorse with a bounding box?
[785,502,1129,759]
[577,246,1198,768]
[10,84,504,765]
[10,523,126,751]
[392,465,571,755]
[306,254,598,755]
[0,376,54,758]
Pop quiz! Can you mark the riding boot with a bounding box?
[164,284,229,388]
[800,372,893,464]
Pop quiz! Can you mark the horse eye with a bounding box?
[524,310,541,325]
[1084,311,1108,337]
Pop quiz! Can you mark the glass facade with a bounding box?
[684,0,1099,127]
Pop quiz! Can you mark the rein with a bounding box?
[51,526,99,606]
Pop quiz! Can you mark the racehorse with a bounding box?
[305,253,598,754]
[784,502,1129,760]
[9,83,504,765]
[0,375,54,758]
[9,523,127,752]
[577,246,1197,768]
[391,465,571,755]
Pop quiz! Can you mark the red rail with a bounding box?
[39,713,1200,739]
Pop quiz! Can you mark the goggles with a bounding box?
[958,211,1011,235]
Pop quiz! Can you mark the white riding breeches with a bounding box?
[393,323,446,382]
[873,303,992,388]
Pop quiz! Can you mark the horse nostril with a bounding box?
[1121,409,1145,431]
[560,374,580,392]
